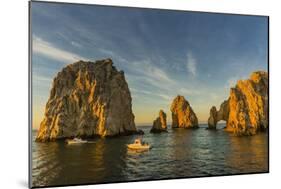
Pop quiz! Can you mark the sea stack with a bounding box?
[36,59,140,142]
[170,95,198,129]
[207,106,218,129]
[150,110,168,133]
[207,71,268,135]
[207,101,229,129]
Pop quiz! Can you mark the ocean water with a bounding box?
[31,124,268,187]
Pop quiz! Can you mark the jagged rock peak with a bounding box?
[150,110,168,133]
[36,58,141,142]
[170,95,198,129]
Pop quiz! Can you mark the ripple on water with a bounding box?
[31,126,268,187]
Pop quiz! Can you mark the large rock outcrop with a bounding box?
[207,71,268,135]
[36,59,141,142]
[170,95,198,129]
[150,110,167,133]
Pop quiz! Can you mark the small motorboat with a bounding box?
[127,138,151,150]
[66,138,88,144]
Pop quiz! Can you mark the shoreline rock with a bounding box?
[170,95,198,129]
[36,58,138,142]
[207,71,268,135]
[150,110,168,133]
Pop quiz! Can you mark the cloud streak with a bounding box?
[179,88,200,95]
[130,88,173,102]
[133,60,175,84]
[186,52,197,77]
[33,35,88,63]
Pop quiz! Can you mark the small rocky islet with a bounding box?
[150,110,168,133]
[170,95,199,129]
[35,58,268,142]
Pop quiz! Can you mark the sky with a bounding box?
[31,2,268,128]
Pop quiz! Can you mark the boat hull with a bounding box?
[127,144,151,150]
[66,139,88,144]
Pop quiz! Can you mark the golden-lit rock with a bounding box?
[36,59,140,142]
[207,100,229,129]
[170,95,198,129]
[207,71,268,135]
[150,110,167,133]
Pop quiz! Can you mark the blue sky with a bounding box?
[31,2,268,128]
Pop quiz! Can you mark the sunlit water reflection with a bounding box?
[32,124,268,187]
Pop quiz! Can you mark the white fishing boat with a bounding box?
[127,139,151,150]
[66,138,88,144]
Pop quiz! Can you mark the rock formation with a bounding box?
[36,59,142,142]
[170,95,198,129]
[207,71,268,135]
[150,110,168,133]
[207,100,229,129]
[207,106,218,129]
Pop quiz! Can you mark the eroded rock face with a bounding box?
[207,71,268,135]
[170,95,198,129]
[207,100,229,129]
[207,106,218,129]
[36,59,139,142]
[150,110,167,133]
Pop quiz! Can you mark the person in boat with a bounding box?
[134,138,148,146]
[134,138,141,144]
[127,138,151,150]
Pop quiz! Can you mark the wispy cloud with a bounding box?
[131,60,175,85]
[124,61,177,96]
[179,88,200,95]
[99,48,128,64]
[158,94,173,101]
[70,41,82,48]
[130,88,173,101]
[127,58,202,100]
[130,88,154,96]
[33,35,87,63]
[186,52,197,77]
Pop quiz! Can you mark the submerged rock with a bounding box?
[207,71,268,135]
[150,110,168,133]
[36,59,139,142]
[170,95,198,129]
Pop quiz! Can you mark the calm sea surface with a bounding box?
[32,124,268,187]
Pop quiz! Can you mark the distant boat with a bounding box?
[66,138,88,144]
[127,138,151,150]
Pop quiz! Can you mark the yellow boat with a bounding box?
[127,139,151,150]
